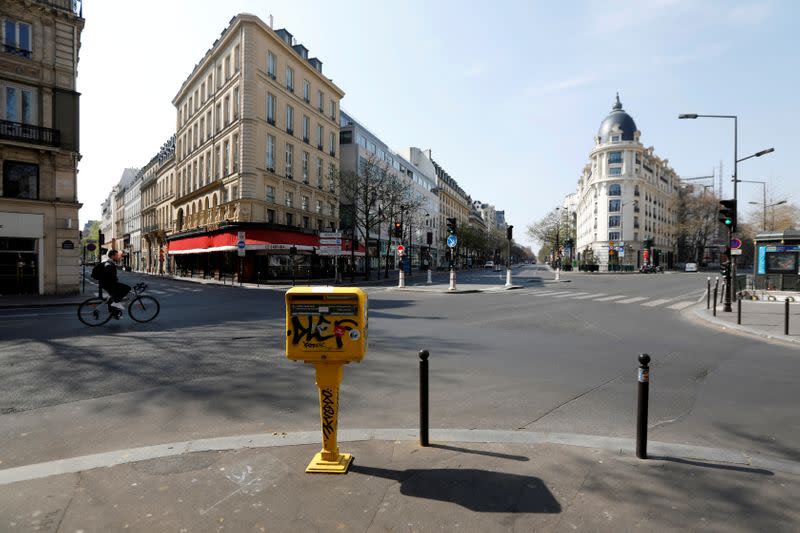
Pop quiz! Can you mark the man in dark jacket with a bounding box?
[101,250,130,313]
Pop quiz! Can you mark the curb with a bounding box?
[0,301,83,309]
[689,305,800,347]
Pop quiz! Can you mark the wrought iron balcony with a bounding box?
[0,120,60,147]
[2,44,32,59]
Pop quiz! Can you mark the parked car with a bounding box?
[685,262,698,272]
[484,261,494,269]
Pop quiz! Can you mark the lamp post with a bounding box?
[750,199,787,231]
[679,113,774,312]
[554,207,561,281]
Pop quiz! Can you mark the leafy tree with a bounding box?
[527,209,574,266]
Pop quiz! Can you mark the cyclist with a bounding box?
[98,250,130,314]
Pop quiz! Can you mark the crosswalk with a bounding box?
[505,287,703,311]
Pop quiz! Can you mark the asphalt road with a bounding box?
[1,266,797,469]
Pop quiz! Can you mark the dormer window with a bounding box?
[611,135,621,142]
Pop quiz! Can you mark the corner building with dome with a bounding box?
[574,95,682,270]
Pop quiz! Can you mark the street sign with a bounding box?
[318,247,340,256]
[237,231,246,257]
[731,248,743,255]
[447,234,457,248]
[320,239,342,245]
[319,232,342,239]
[397,244,405,255]
[731,238,742,250]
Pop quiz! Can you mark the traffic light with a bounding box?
[721,261,730,276]
[99,232,105,245]
[426,231,433,245]
[506,225,514,240]
[718,199,737,232]
[446,217,457,234]
[393,222,402,238]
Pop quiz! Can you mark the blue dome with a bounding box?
[598,93,637,143]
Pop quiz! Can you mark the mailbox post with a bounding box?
[285,287,368,474]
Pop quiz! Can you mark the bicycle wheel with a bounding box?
[128,295,160,323]
[78,298,113,326]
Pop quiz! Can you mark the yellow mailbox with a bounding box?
[285,287,368,474]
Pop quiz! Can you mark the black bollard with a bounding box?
[714,277,720,305]
[785,299,790,336]
[419,349,430,447]
[636,353,651,459]
[707,277,711,309]
[713,287,718,316]
[737,293,742,325]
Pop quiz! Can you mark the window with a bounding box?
[285,142,294,178]
[234,45,240,72]
[330,99,336,120]
[317,90,324,112]
[223,139,230,175]
[340,130,352,144]
[328,202,336,217]
[215,103,221,131]
[267,52,276,78]
[232,134,239,172]
[317,219,323,231]
[303,80,310,102]
[206,151,211,179]
[317,125,323,149]
[266,93,275,124]
[316,158,323,187]
[608,215,621,227]
[611,135,620,142]
[357,134,367,148]
[207,74,213,96]
[608,184,621,196]
[609,232,621,241]
[303,216,310,229]
[3,19,32,58]
[635,152,642,165]
[302,196,309,211]
[329,131,336,155]
[302,115,309,141]
[609,199,621,212]
[224,55,231,80]
[302,151,309,182]
[286,104,294,134]
[285,191,293,207]
[328,164,336,192]
[233,87,239,119]
[285,65,294,92]
[2,85,35,124]
[367,141,376,154]
[634,185,640,196]
[267,208,276,223]
[232,185,238,199]
[316,200,322,213]
[2,161,38,199]
[286,213,294,226]
[215,146,221,178]
[266,134,275,170]
[206,111,211,137]
[608,151,622,164]
[223,96,230,125]
[609,167,622,175]
[266,185,275,203]
[634,216,640,229]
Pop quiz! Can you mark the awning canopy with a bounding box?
[167,228,364,255]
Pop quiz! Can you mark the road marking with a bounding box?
[642,298,672,307]
[667,300,695,310]
[574,293,605,299]
[552,292,588,298]
[594,295,627,301]
[539,291,575,297]
[617,296,648,304]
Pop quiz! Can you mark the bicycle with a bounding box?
[77,282,160,326]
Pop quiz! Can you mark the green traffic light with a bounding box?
[724,219,732,225]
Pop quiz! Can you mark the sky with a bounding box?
[76,0,800,246]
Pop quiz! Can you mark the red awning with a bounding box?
[168,229,320,254]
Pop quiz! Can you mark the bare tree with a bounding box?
[675,188,719,263]
[527,209,574,265]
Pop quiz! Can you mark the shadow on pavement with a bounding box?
[650,456,773,475]
[350,464,560,513]
[428,443,530,462]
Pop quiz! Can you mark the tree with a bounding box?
[675,188,720,264]
[745,202,800,233]
[80,221,101,262]
[527,209,574,266]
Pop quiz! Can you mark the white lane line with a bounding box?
[617,296,648,304]
[552,292,588,298]
[667,300,695,310]
[594,295,627,302]
[574,293,605,299]
[642,298,672,307]
[539,291,575,297]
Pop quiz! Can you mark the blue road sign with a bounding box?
[237,241,246,249]
[447,234,458,248]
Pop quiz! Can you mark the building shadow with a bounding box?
[350,464,560,513]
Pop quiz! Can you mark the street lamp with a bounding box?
[750,199,787,231]
[679,112,775,312]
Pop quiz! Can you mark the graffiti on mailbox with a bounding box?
[290,314,358,349]
[321,387,337,439]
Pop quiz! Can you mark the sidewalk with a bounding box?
[691,297,800,346]
[1,429,797,532]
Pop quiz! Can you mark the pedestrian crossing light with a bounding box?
[507,225,514,240]
[446,217,457,235]
[718,199,737,232]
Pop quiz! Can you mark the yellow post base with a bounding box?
[305,452,353,474]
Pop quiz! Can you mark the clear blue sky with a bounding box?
[77,0,799,245]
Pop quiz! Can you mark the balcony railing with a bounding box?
[0,120,60,147]
[37,0,82,15]
[2,44,32,59]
